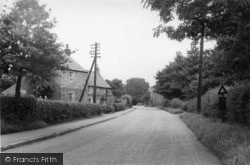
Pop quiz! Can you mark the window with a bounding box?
[68,92,74,102]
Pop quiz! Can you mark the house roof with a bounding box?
[64,55,111,89]
[0,78,29,96]
[65,55,88,72]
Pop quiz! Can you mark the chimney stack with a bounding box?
[65,44,71,56]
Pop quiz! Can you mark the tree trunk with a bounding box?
[15,74,23,98]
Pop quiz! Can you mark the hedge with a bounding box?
[36,100,102,124]
[113,103,126,112]
[0,96,102,125]
[101,105,115,114]
[0,95,37,124]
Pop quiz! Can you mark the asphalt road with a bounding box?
[4,107,221,165]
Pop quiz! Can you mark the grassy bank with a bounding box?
[180,112,250,165]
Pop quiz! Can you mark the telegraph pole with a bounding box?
[197,23,205,113]
[91,42,100,103]
[79,42,100,103]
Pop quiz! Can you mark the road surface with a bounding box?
[4,107,221,165]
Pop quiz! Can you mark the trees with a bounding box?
[106,79,124,98]
[143,0,250,111]
[125,78,149,105]
[0,0,66,98]
[154,45,222,100]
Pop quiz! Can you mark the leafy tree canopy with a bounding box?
[0,0,67,98]
[125,78,149,104]
[106,78,124,98]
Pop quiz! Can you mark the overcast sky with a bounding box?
[1,0,215,86]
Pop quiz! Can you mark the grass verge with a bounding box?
[157,106,184,114]
[180,112,250,165]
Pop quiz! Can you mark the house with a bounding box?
[1,50,113,104]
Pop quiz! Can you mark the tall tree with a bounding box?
[106,79,124,98]
[125,78,149,105]
[0,0,66,98]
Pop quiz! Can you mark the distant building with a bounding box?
[1,51,113,104]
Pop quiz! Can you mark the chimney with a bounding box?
[65,44,71,56]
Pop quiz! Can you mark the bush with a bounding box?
[185,83,250,125]
[121,94,133,108]
[0,95,37,124]
[227,83,250,124]
[113,103,126,112]
[101,105,115,114]
[180,112,250,165]
[201,87,220,118]
[169,98,186,109]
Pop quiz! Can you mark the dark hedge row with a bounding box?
[1,96,129,134]
[36,100,102,124]
[101,105,115,113]
[0,96,101,125]
[113,103,126,112]
[1,96,37,124]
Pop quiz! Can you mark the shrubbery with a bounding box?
[0,95,37,124]
[36,100,102,124]
[113,103,126,112]
[169,98,186,109]
[185,83,250,125]
[0,95,130,134]
[121,94,133,108]
[101,105,115,114]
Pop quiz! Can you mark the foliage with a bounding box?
[0,96,103,134]
[101,105,115,114]
[154,46,221,100]
[149,93,167,107]
[36,100,102,124]
[0,0,67,98]
[145,0,250,100]
[125,77,149,105]
[0,95,37,124]
[121,94,133,108]
[180,112,250,165]
[169,98,186,109]
[140,92,151,105]
[185,83,250,125]
[106,79,124,98]
[27,75,56,98]
[113,103,126,112]
[227,82,250,124]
